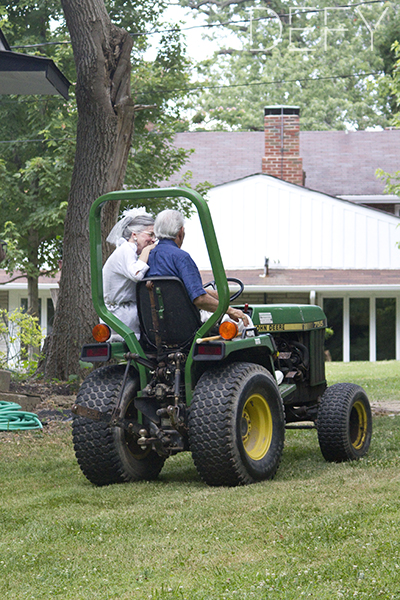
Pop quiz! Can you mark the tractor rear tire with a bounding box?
[188,362,285,486]
[72,365,165,486]
[317,383,372,462]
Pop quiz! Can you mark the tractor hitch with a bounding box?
[71,403,142,435]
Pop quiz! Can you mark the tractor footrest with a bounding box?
[71,404,112,423]
[285,371,297,380]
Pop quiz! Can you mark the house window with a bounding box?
[47,297,55,334]
[376,298,396,360]
[323,298,343,361]
[21,298,42,322]
[350,298,369,361]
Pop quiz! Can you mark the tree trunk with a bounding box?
[26,229,40,362]
[27,274,39,320]
[44,0,135,379]
[27,228,40,320]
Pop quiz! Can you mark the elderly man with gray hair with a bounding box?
[147,209,250,327]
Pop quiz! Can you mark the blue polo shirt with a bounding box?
[147,239,206,302]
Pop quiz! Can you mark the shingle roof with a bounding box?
[301,130,400,196]
[171,131,264,188]
[0,270,60,285]
[167,129,400,197]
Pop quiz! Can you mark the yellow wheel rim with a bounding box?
[241,393,273,460]
[349,400,368,450]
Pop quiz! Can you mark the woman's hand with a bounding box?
[138,242,157,263]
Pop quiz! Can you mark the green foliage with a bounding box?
[376,167,400,198]
[126,27,197,216]
[181,0,396,131]
[375,42,400,213]
[378,40,400,127]
[0,307,43,372]
[122,23,211,216]
[0,5,77,285]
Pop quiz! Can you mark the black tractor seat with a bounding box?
[136,276,202,353]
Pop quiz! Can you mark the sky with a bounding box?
[144,3,227,62]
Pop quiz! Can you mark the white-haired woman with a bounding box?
[103,208,157,339]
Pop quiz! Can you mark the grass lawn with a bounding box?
[0,362,399,599]
[326,360,400,404]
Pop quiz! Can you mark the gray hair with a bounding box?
[154,210,185,240]
[121,214,154,240]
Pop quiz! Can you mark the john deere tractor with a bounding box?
[72,188,372,487]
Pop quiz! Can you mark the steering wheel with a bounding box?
[203,277,244,302]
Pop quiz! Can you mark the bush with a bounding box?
[0,308,43,374]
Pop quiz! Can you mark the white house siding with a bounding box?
[183,175,400,271]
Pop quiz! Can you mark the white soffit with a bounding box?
[339,195,399,204]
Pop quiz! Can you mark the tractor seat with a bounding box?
[136,276,202,351]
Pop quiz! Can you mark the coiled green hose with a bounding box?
[0,401,42,430]
[0,401,22,412]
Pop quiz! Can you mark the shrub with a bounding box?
[0,308,43,374]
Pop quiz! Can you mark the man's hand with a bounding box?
[227,306,249,327]
[194,292,250,327]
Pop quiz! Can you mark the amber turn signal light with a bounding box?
[92,323,111,342]
[219,320,239,340]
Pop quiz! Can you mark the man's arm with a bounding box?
[194,291,249,326]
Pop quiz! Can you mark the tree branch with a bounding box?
[0,273,28,285]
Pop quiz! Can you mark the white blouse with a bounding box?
[102,239,149,335]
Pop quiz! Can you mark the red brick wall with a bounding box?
[262,112,303,186]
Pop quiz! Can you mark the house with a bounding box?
[0,271,59,361]
[165,107,400,362]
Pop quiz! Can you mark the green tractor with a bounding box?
[72,188,372,487]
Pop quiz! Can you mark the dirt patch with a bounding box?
[8,379,400,422]
[370,401,400,416]
[10,380,75,398]
[9,380,76,423]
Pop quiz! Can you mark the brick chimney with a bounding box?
[262,106,303,186]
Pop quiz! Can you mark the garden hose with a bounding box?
[0,401,22,412]
[0,401,42,431]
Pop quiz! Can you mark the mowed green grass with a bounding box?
[0,362,399,600]
[326,360,400,404]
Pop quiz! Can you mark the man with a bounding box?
[147,209,250,327]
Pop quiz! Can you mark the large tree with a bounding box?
[43,0,140,378]
[44,0,195,378]
[181,0,398,130]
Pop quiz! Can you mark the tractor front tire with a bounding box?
[72,365,165,486]
[317,383,372,462]
[188,362,285,486]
